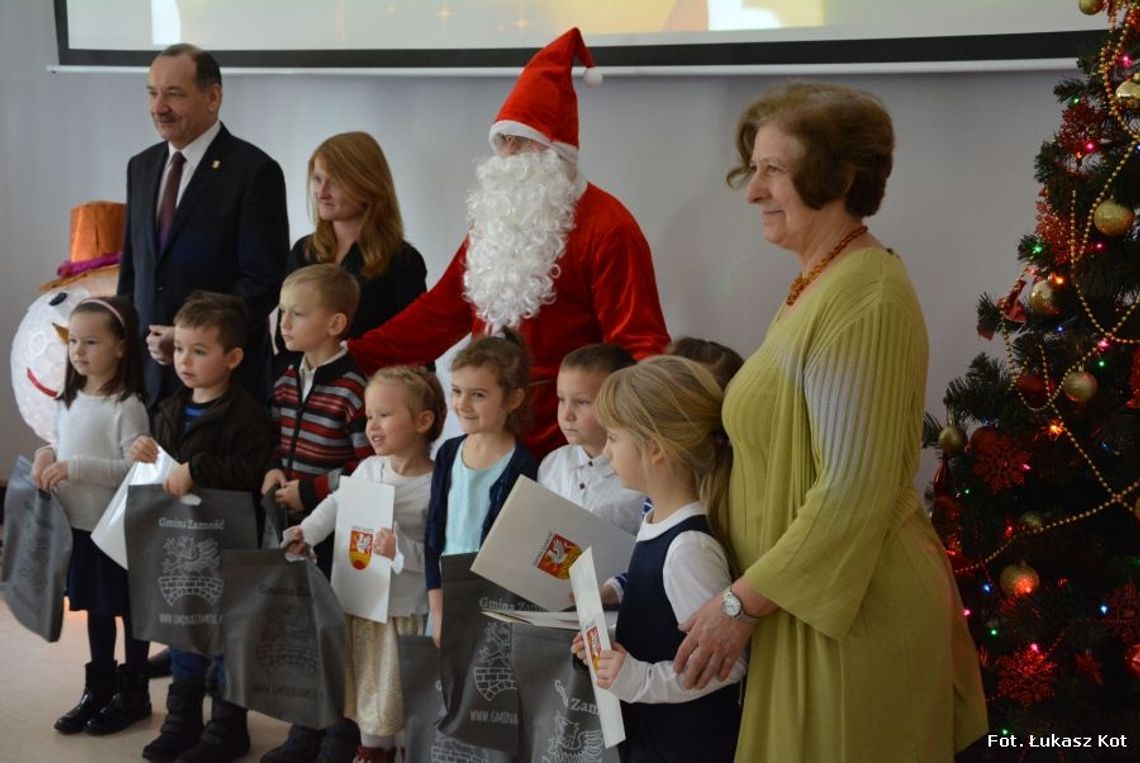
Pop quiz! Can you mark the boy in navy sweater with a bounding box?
[129,292,274,763]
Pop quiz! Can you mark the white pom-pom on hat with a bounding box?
[583,66,603,86]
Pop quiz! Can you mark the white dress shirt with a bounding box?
[296,348,347,402]
[156,119,221,215]
[538,444,644,535]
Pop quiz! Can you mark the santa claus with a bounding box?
[348,28,669,458]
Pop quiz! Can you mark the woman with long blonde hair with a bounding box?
[274,131,427,369]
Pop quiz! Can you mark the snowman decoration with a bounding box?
[9,202,124,442]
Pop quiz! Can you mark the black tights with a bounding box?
[87,612,149,672]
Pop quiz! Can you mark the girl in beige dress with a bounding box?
[286,367,447,763]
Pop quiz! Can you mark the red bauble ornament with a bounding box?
[1127,643,1140,679]
[1126,348,1140,409]
[969,426,1002,454]
[1016,374,1050,407]
[1000,561,1040,596]
[932,494,962,520]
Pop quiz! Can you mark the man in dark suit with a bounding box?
[116,44,287,763]
[118,43,287,412]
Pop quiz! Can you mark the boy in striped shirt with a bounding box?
[262,263,371,573]
[261,264,371,759]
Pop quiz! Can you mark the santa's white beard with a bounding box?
[463,149,578,332]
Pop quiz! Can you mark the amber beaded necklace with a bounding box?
[785,225,868,306]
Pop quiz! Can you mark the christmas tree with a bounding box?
[926,1,1140,754]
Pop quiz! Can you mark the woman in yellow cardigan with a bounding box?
[673,82,988,761]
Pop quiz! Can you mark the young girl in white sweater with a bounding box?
[284,366,446,763]
[30,296,151,736]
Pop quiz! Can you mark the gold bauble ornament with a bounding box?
[1028,280,1061,315]
[1093,199,1136,236]
[1078,0,1105,15]
[938,425,967,454]
[1115,79,1140,109]
[1062,370,1098,403]
[1000,561,1040,597]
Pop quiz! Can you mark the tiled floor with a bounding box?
[0,599,290,762]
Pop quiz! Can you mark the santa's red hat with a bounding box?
[489,27,602,163]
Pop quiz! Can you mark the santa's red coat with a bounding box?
[347,183,670,459]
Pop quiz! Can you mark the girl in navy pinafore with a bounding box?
[573,356,745,762]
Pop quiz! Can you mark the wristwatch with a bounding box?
[721,588,760,624]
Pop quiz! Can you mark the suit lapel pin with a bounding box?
[211,160,221,170]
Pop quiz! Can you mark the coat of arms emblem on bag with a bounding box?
[255,599,318,676]
[158,536,222,605]
[543,714,605,763]
[473,620,516,702]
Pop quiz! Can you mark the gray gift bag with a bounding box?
[125,484,257,655]
[511,624,620,763]
[1,456,73,642]
[220,549,347,729]
[438,553,536,753]
[398,634,515,763]
[260,490,289,549]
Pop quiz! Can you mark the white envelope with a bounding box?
[90,447,176,569]
[570,548,626,749]
[329,475,395,623]
[472,477,635,611]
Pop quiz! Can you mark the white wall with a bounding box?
[2,0,1067,491]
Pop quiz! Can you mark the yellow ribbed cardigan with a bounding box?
[723,248,987,762]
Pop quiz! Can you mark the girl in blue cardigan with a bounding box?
[425,332,537,644]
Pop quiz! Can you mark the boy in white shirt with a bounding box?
[538,343,644,534]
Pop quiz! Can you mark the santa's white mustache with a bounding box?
[462,150,578,332]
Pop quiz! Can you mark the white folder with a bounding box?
[570,548,626,748]
[329,475,395,623]
[472,477,635,611]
